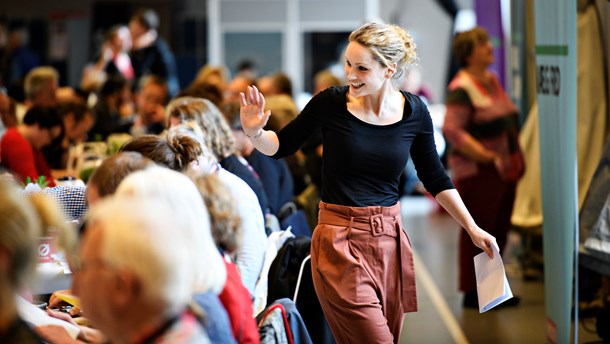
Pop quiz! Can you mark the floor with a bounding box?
[397,196,604,344]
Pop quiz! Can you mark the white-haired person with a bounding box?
[116,167,244,343]
[24,66,59,109]
[116,166,227,296]
[0,180,69,343]
[41,153,233,343]
[119,131,262,343]
[73,195,209,343]
[120,126,267,299]
[240,22,496,343]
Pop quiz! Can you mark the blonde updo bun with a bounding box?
[349,22,417,79]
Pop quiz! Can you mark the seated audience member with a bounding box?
[0,179,67,343]
[75,196,210,343]
[264,95,309,195]
[16,152,150,248]
[43,100,95,169]
[120,131,267,298]
[194,174,260,344]
[193,65,229,97]
[0,88,17,140]
[89,75,134,141]
[225,74,254,103]
[224,98,294,215]
[167,96,270,215]
[116,167,233,342]
[256,72,293,98]
[1,106,62,185]
[313,69,343,95]
[235,60,258,81]
[24,66,59,110]
[41,152,155,340]
[177,81,224,109]
[130,75,168,136]
[85,151,153,206]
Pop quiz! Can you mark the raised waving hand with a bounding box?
[240,85,271,137]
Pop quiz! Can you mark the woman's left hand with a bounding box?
[468,227,496,258]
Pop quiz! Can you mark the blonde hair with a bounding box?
[116,167,227,294]
[264,95,298,132]
[195,65,229,86]
[193,174,242,254]
[349,22,417,79]
[0,181,69,288]
[24,66,59,100]
[167,97,236,159]
[314,70,343,90]
[87,196,193,313]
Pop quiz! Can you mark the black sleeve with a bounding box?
[272,91,326,159]
[410,97,455,196]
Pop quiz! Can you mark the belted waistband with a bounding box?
[318,201,401,237]
[316,200,418,313]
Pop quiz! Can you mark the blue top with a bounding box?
[192,292,236,344]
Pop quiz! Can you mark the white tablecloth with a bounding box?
[31,262,72,295]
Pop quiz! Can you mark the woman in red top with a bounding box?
[443,27,525,308]
[0,106,63,186]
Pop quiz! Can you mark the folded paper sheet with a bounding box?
[474,241,514,313]
[17,295,80,338]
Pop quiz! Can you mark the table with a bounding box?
[32,262,72,296]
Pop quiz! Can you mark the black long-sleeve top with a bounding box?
[272,86,454,207]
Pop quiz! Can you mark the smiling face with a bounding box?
[344,42,392,97]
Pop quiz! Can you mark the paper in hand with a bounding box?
[473,241,514,313]
[16,295,80,338]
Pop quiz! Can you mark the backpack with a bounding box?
[257,298,312,344]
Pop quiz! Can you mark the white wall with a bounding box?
[0,0,475,98]
[380,0,473,103]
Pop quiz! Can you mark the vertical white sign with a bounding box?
[533,1,578,344]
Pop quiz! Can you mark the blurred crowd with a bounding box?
[0,7,350,344]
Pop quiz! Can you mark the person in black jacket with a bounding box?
[128,8,179,98]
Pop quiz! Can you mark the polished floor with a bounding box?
[397,196,604,344]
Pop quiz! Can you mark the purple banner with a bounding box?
[475,0,505,87]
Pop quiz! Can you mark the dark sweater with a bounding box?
[273,86,454,207]
[246,149,294,216]
[220,154,269,214]
[130,37,180,98]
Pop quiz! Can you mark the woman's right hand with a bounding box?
[240,85,271,137]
